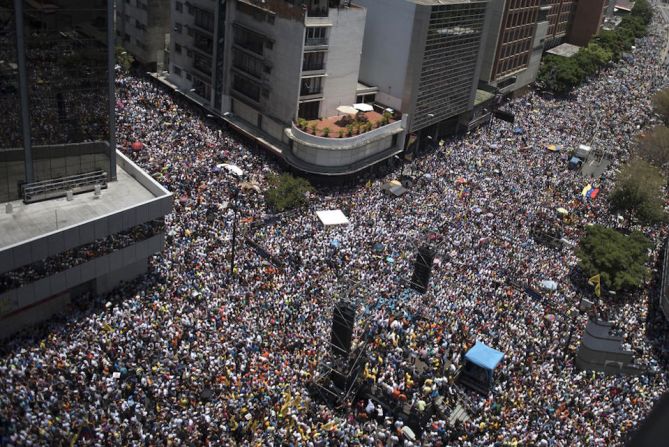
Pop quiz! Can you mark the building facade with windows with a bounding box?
[356,0,490,141]
[568,0,611,47]
[544,0,576,48]
[115,0,171,71]
[0,0,172,337]
[478,0,550,95]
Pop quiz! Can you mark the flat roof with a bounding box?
[410,0,485,5]
[547,43,581,58]
[0,158,162,249]
[474,89,495,106]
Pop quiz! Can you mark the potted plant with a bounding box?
[346,124,353,137]
[322,127,330,137]
[366,122,373,132]
[297,118,307,130]
[338,129,344,138]
[310,123,318,135]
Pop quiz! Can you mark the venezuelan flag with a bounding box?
[581,184,592,198]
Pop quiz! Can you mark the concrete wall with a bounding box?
[320,6,366,117]
[287,118,403,167]
[357,0,417,111]
[568,0,607,47]
[478,0,506,83]
[515,19,549,90]
[0,234,163,338]
[0,153,172,275]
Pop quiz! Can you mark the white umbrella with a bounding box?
[353,103,374,112]
[336,105,358,115]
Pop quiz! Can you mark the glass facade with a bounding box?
[0,0,24,202]
[413,1,488,131]
[0,0,114,203]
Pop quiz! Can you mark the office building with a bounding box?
[544,0,576,48]
[568,0,611,46]
[357,0,490,140]
[115,0,171,71]
[479,0,550,95]
[165,0,406,176]
[0,0,172,337]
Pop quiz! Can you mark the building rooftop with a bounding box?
[0,152,170,250]
[546,43,581,58]
[474,89,495,106]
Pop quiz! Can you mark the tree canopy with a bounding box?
[576,224,652,293]
[609,158,666,224]
[652,88,669,125]
[115,46,135,72]
[264,173,314,212]
[537,0,651,95]
[637,126,669,175]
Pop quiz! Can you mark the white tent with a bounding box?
[336,105,358,116]
[217,163,244,177]
[316,209,350,226]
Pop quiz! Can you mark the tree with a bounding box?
[576,224,652,293]
[609,159,666,224]
[637,126,669,174]
[264,173,314,212]
[115,46,135,71]
[652,88,669,125]
[631,0,653,25]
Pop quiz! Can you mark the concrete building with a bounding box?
[544,0,576,48]
[568,0,611,47]
[0,0,172,337]
[115,0,171,71]
[356,0,490,142]
[164,0,406,176]
[479,0,550,95]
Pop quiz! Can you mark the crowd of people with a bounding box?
[2,9,669,447]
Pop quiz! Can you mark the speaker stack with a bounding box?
[330,301,356,357]
[410,246,435,294]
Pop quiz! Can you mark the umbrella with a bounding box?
[545,144,560,152]
[330,239,341,248]
[353,103,374,112]
[556,207,569,215]
[131,141,143,151]
[373,243,384,252]
[336,105,358,115]
[513,127,524,134]
[455,177,467,184]
[402,426,416,441]
[545,314,556,322]
[423,173,433,180]
[212,165,222,173]
[386,256,395,263]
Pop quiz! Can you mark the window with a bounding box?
[193,30,213,54]
[234,26,265,55]
[233,49,263,77]
[173,66,182,76]
[176,1,183,12]
[298,101,320,120]
[186,72,192,81]
[233,74,260,102]
[302,52,325,71]
[300,77,322,96]
[193,7,215,32]
[174,22,183,33]
[305,27,327,45]
[174,43,182,54]
[193,53,212,76]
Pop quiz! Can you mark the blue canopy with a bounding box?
[569,156,582,164]
[465,341,504,371]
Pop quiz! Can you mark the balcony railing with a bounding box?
[300,88,322,97]
[302,62,324,71]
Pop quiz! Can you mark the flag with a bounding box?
[588,274,601,297]
[581,184,593,198]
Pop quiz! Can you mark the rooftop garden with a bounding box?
[296,110,397,138]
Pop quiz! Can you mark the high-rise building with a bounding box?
[544,0,576,48]
[114,0,171,71]
[568,0,611,47]
[0,0,171,338]
[479,0,550,95]
[356,0,490,139]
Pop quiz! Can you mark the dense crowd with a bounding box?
[2,11,669,447]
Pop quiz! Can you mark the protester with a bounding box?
[1,11,668,447]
